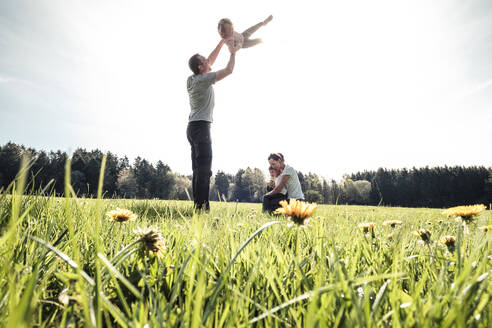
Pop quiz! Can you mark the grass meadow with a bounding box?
[0,160,491,327]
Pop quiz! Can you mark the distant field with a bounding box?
[1,192,491,327]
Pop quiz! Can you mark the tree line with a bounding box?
[349,167,492,207]
[0,142,491,208]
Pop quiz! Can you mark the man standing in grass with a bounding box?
[187,40,236,211]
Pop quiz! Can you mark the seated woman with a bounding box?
[262,153,304,212]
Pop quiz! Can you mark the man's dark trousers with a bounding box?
[187,120,212,211]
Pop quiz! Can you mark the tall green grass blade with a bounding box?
[92,155,107,328]
[6,265,39,328]
[166,249,195,313]
[227,286,292,326]
[371,279,391,315]
[191,268,206,328]
[352,272,406,286]
[97,253,143,300]
[100,293,132,328]
[0,156,29,249]
[97,154,107,200]
[202,220,280,324]
[457,223,463,276]
[110,240,141,267]
[30,236,95,286]
[249,284,337,324]
[101,241,140,286]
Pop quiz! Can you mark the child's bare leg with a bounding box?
[241,15,272,39]
[242,38,262,48]
[241,22,264,40]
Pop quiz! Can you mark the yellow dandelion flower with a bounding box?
[440,235,456,252]
[383,220,402,228]
[413,228,431,242]
[106,208,137,223]
[479,225,492,232]
[442,204,486,221]
[134,226,166,259]
[440,235,456,246]
[358,222,376,233]
[274,199,317,226]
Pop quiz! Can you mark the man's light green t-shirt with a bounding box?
[187,72,216,123]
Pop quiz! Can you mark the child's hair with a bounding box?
[268,166,279,177]
[218,18,233,33]
[268,153,284,162]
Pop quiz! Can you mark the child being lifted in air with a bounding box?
[218,15,273,53]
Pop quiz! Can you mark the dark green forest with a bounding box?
[1,142,491,208]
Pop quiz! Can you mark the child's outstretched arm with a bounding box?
[207,39,225,66]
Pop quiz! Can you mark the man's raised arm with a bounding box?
[208,39,225,66]
[215,52,236,82]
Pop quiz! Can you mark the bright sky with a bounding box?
[1,0,491,180]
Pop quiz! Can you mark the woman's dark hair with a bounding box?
[188,53,202,75]
[268,153,284,162]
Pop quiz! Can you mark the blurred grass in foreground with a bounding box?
[0,159,490,327]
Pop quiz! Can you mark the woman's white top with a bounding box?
[275,175,287,195]
[280,165,304,199]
